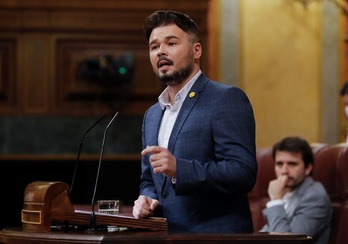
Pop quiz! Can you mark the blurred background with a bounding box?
[0,0,347,228]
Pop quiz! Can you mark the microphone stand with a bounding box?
[70,114,106,198]
[89,112,119,231]
[56,114,106,232]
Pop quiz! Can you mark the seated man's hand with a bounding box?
[268,175,290,200]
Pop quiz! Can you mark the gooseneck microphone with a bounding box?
[69,114,106,198]
[89,111,119,230]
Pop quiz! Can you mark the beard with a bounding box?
[156,58,194,86]
[286,176,304,190]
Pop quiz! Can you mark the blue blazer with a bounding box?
[139,73,257,233]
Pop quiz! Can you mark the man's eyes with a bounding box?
[275,162,298,167]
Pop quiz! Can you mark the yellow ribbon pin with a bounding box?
[189,92,196,98]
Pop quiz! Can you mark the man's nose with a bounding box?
[280,165,289,174]
[157,45,167,56]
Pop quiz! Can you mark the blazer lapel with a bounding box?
[147,105,165,146]
[161,74,208,191]
[285,177,313,218]
[285,193,299,218]
[167,74,209,153]
[148,106,165,186]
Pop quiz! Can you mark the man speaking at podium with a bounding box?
[132,10,257,233]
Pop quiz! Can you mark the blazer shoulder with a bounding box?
[201,79,247,95]
[297,177,330,201]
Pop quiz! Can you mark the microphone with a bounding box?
[89,111,119,230]
[69,114,106,198]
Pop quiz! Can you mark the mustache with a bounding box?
[157,57,173,68]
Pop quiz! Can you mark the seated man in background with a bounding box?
[260,136,332,244]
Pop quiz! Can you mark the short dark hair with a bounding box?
[340,82,348,96]
[143,10,199,43]
[272,136,314,169]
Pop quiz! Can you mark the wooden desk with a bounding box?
[2,181,313,243]
[0,228,313,244]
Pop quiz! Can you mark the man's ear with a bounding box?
[193,42,202,59]
[305,163,313,176]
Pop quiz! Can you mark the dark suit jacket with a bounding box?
[139,73,257,233]
[260,177,333,244]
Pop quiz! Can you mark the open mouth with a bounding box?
[157,58,173,68]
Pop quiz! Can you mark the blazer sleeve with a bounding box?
[138,107,160,200]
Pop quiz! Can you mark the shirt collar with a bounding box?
[158,70,201,110]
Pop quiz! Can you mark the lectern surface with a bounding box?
[0,228,313,244]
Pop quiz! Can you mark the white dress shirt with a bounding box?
[266,191,294,210]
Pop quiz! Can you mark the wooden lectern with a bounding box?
[21,181,167,232]
[0,181,313,243]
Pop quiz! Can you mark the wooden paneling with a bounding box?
[21,34,50,113]
[0,0,209,116]
[0,37,18,113]
[53,36,160,115]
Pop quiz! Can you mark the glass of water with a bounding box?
[97,200,119,215]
